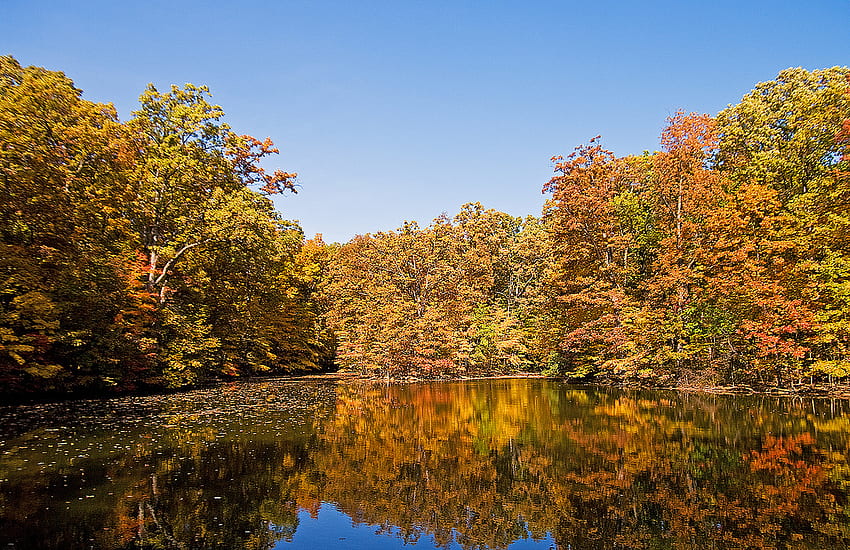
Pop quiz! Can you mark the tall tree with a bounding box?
[0,56,138,392]
[540,139,631,376]
[632,113,730,376]
[716,67,850,384]
[127,84,297,304]
[121,84,305,386]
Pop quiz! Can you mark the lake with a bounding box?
[2,378,850,549]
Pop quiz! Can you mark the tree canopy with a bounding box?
[0,56,329,395]
[2,57,849,394]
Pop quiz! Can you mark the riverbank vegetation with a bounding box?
[1,56,849,395]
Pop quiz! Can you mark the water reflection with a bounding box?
[2,379,850,549]
[278,502,555,549]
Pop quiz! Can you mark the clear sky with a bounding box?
[3,0,849,243]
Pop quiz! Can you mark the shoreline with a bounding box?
[7,370,850,404]
[285,371,850,399]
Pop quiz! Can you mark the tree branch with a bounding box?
[153,239,209,286]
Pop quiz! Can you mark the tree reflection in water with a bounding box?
[2,379,850,549]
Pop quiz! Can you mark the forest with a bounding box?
[1,55,849,396]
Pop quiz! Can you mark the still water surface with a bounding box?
[2,378,850,549]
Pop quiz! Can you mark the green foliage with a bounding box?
[717,67,850,198]
[0,56,324,396]
[158,304,220,387]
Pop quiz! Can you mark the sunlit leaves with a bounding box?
[541,68,850,386]
[325,205,544,378]
[0,57,316,394]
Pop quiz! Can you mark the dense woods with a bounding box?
[0,56,332,395]
[324,206,548,377]
[541,68,850,387]
[2,56,849,395]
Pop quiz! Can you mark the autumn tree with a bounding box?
[453,204,547,371]
[324,205,545,378]
[126,84,296,304]
[325,218,471,377]
[627,113,731,378]
[540,68,850,387]
[715,67,850,384]
[0,57,320,395]
[0,56,140,392]
[113,83,316,387]
[540,139,633,377]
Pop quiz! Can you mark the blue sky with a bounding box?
[3,0,848,243]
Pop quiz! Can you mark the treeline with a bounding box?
[325,66,850,387]
[541,68,850,386]
[0,56,333,395]
[325,206,548,377]
[2,57,849,394]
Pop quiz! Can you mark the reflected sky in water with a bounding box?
[277,502,555,549]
